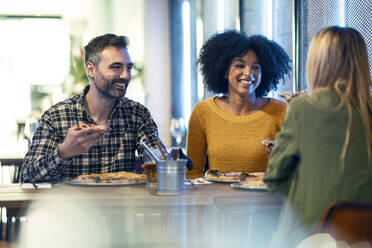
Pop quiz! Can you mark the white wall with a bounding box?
[143,0,172,146]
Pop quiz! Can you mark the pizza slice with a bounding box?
[71,171,146,184]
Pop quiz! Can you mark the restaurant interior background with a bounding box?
[0,0,371,247]
[0,0,371,167]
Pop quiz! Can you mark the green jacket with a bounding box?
[263,90,372,247]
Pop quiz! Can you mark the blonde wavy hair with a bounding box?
[306,26,372,162]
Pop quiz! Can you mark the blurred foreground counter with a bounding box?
[0,183,282,248]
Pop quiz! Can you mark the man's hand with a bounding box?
[58,125,110,160]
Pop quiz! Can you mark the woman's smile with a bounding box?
[227,50,262,97]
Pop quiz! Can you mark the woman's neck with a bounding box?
[216,93,269,116]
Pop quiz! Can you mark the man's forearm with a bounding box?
[20,149,70,183]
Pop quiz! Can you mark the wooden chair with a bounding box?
[0,159,23,243]
[314,200,372,244]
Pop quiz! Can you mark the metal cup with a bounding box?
[156,159,187,193]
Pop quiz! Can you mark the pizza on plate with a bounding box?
[204,170,242,182]
[238,172,267,188]
[71,171,146,184]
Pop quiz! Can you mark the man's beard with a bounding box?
[94,77,129,99]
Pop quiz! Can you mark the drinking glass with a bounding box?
[143,162,157,186]
[170,117,187,147]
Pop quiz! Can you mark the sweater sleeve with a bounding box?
[263,99,300,193]
[186,104,207,178]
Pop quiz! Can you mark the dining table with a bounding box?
[0,182,282,248]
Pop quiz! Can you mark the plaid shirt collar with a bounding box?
[78,84,129,125]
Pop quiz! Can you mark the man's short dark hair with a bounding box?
[84,34,129,66]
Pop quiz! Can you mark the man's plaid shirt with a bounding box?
[20,86,160,183]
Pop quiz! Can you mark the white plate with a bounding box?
[230,182,267,190]
[64,180,145,187]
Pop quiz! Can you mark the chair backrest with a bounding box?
[314,200,372,244]
[0,159,23,183]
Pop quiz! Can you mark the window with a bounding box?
[0,16,70,155]
[295,0,372,90]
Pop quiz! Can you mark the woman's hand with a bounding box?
[280,90,307,103]
[261,138,276,153]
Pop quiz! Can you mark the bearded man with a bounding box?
[21,34,162,183]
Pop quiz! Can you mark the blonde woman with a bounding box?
[263,26,372,247]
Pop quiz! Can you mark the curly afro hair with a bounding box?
[198,30,291,97]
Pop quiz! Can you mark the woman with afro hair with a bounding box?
[186,30,291,178]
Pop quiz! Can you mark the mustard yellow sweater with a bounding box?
[186,97,287,178]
